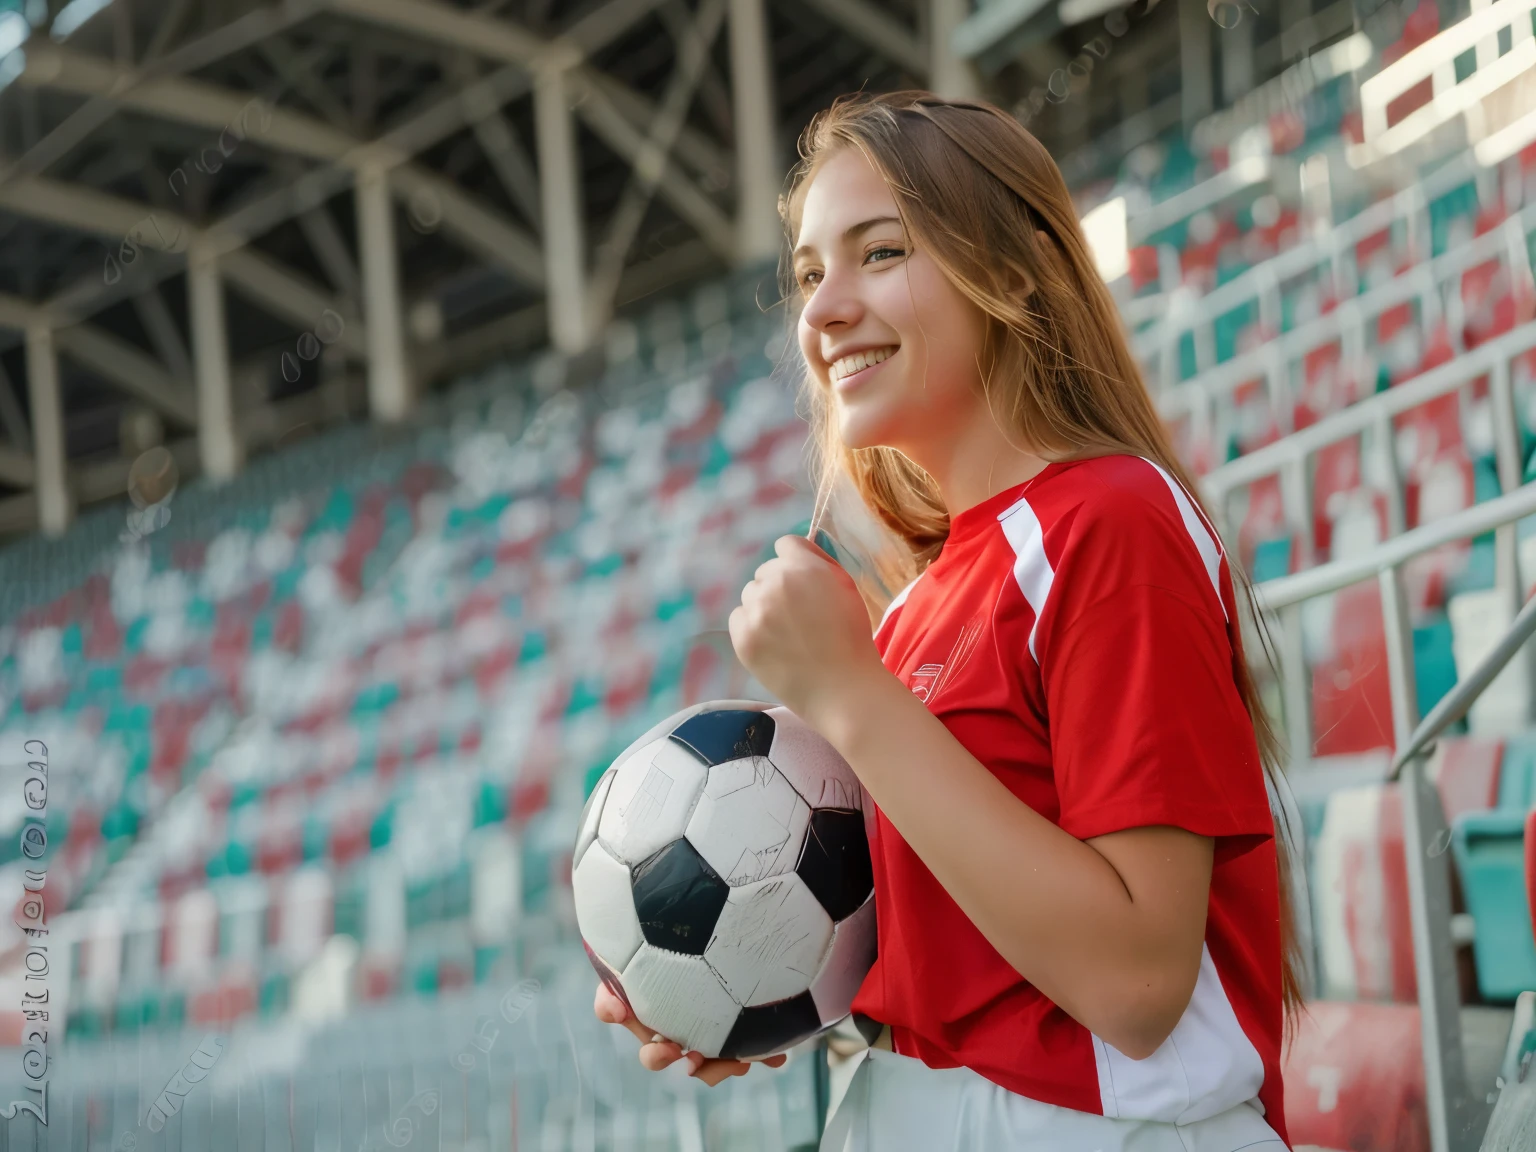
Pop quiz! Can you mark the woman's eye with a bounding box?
[865,246,905,265]
[798,270,822,291]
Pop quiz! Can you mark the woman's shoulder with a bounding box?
[1031,454,1206,538]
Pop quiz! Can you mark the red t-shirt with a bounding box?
[850,454,1288,1139]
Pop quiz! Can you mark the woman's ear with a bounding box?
[1005,261,1038,297]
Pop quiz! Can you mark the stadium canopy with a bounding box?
[0,0,952,542]
[0,0,1357,544]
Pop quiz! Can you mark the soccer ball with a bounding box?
[573,699,877,1060]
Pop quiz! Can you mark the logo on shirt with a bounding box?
[907,616,985,706]
[909,663,944,701]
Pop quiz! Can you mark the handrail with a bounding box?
[1390,588,1536,778]
[1202,316,1536,495]
[1130,150,1483,354]
[1128,156,1271,246]
[1248,481,1536,1152]
[1158,204,1536,420]
[1253,481,1536,609]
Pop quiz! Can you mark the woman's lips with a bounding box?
[833,349,895,393]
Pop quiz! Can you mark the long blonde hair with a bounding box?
[779,90,1305,1030]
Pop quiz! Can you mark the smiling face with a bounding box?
[791,146,992,461]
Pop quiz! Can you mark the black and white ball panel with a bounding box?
[796,808,874,922]
[808,896,877,1025]
[685,755,810,886]
[597,737,708,866]
[622,944,743,1059]
[764,706,868,814]
[668,707,776,766]
[573,766,615,870]
[719,990,825,1061]
[631,838,729,956]
[572,840,644,971]
[615,699,770,766]
[704,874,833,1007]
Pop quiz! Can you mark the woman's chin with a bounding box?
[835,402,903,450]
[836,415,889,452]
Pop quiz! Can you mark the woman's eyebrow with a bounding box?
[792,215,903,262]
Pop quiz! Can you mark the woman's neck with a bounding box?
[935,447,1051,521]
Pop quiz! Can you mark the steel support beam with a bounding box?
[356,162,413,421]
[728,0,782,264]
[588,0,727,325]
[929,0,982,98]
[575,83,737,261]
[17,44,545,287]
[220,249,369,359]
[24,321,71,537]
[298,205,364,306]
[55,327,199,427]
[1,0,324,186]
[452,56,544,229]
[188,242,243,482]
[326,0,551,66]
[582,71,733,192]
[0,290,196,427]
[1,4,678,349]
[132,290,195,386]
[0,177,356,414]
[534,63,590,354]
[1178,0,1214,129]
[798,0,929,75]
[323,0,733,271]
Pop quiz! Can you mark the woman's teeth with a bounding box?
[830,346,896,381]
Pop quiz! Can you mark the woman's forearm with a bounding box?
[806,668,1202,1057]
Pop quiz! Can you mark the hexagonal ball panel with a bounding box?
[765,706,866,812]
[573,840,643,971]
[704,873,833,1007]
[685,756,810,886]
[613,699,768,770]
[631,838,729,956]
[808,894,876,1026]
[718,990,824,1061]
[669,707,775,766]
[795,808,874,922]
[573,767,616,869]
[598,738,708,866]
[622,944,741,1058]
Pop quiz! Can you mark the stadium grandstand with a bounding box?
[0,0,1532,1148]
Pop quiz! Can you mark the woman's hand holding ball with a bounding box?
[592,981,788,1087]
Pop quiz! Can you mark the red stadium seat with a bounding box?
[1311,584,1395,757]
[1313,782,1417,1001]
[1282,1001,1429,1152]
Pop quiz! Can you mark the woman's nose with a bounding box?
[801,265,862,332]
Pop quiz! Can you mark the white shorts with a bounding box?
[819,1046,1291,1152]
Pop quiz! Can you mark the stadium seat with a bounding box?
[1282,1001,1429,1152]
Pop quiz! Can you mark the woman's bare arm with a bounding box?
[809,668,1213,1059]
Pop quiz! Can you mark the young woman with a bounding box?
[596,90,1302,1151]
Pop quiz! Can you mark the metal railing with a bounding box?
[1155,204,1536,425]
[1132,150,1511,390]
[1226,322,1536,781]
[1251,481,1536,1152]
[1199,301,1536,680]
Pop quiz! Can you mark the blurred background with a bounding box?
[0,0,1531,1148]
